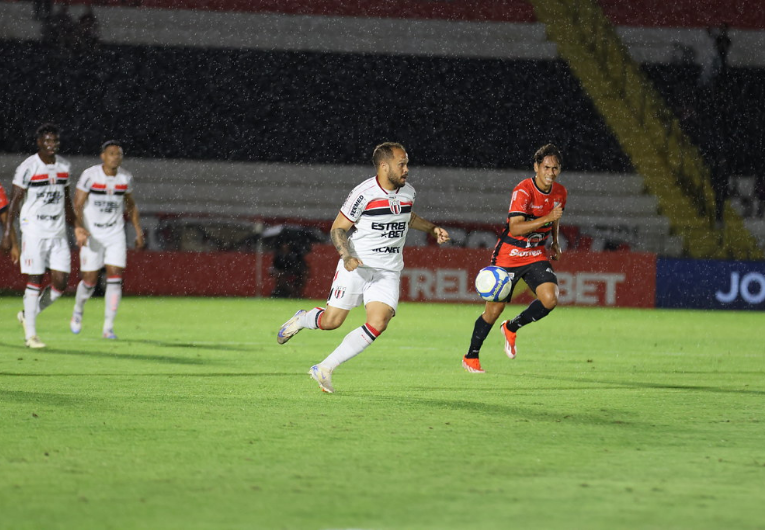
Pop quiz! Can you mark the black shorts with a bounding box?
[499,261,557,302]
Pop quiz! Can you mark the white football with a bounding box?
[474,266,512,302]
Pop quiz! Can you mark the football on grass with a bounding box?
[474,266,511,302]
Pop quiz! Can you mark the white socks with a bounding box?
[321,324,381,371]
[104,278,122,332]
[23,284,40,339]
[23,284,64,339]
[299,307,325,330]
[74,280,96,314]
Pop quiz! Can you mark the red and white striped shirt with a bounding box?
[13,154,71,238]
[76,164,134,239]
[339,176,416,272]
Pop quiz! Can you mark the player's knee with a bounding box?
[540,293,558,311]
[366,319,389,334]
[482,302,505,324]
[52,274,69,292]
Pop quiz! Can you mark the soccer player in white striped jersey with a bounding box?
[276,142,450,393]
[70,140,145,339]
[1,123,74,348]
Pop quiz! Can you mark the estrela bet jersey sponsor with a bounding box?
[340,176,415,272]
[491,177,567,268]
[13,153,71,238]
[76,165,134,239]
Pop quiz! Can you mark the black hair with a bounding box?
[533,144,562,167]
[35,123,60,139]
[101,140,122,152]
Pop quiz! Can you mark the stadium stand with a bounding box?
[0,0,762,255]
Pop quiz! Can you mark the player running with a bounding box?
[1,124,74,348]
[462,144,567,373]
[276,142,450,393]
[70,140,145,339]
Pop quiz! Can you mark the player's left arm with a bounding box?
[64,186,77,228]
[124,193,145,250]
[550,219,562,261]
[409,212,450,244]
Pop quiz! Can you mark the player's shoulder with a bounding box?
[352,176,380,194]
[117,166,133,180]
[513,177,536,193]
[81,164,102,176]
[552,181,567,197]
[16,154,40,169]
[401,182,416,196]
[55,155,72,170]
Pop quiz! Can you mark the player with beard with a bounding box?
[462,144,567,373]
[1,124,74,348]
[276,142,450,393]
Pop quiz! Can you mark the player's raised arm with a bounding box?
[330,212,362,271]
[72,188,91,248]
[409,212,450,244]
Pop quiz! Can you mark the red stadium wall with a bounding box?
[0,246,656,307]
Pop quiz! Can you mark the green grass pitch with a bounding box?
[1,295,763,530]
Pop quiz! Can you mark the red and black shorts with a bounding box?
[498,261,557,302]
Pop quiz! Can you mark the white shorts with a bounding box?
[20,234,71,275]
[80,233,127,271]
[327,259,400,312]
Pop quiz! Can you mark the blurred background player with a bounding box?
[462,144,567,373]
[276,142,450,393]
[1,123,74,349]
[0,182,20,264]
[70,140,145,339]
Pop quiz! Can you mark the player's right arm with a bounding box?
[72,188,91,247]
[330,212,362,271]
[508,206,563,238]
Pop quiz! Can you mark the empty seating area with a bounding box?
[0,39,630,173]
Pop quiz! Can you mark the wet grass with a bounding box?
[1,296,763,530]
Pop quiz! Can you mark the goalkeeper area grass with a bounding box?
[1,296,763,530]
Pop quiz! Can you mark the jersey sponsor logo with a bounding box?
[525,232,546,248]
[372,246,401,254]
[371,221,407,238]
[37,190,63,205]
[349,195,365,217]
[509,248,544,258]
[36,214,61,221]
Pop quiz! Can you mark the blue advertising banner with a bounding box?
[656,258,765,310]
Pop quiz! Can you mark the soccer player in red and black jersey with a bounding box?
[463,144,567,373]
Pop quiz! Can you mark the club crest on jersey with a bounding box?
[388,197,401,215]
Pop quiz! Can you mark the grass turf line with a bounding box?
[0,296,763,530]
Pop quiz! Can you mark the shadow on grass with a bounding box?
[526,374,765,396]
[361,394,648,428]
[0,388,88,406]
[0,341,210,365]
[122,339,256,353]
